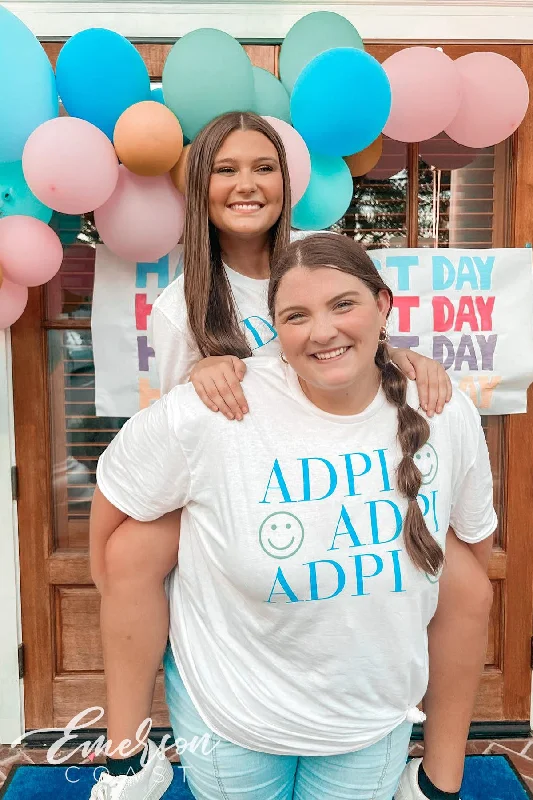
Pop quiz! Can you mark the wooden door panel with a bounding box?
[55,587,103,672]
[53,675,169,729]
[12,41,533,732]
[12,286,54,729]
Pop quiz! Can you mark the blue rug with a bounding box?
[0,755,531,799]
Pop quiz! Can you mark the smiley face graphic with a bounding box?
[425,568,443,585]
[415,443,439,485]
[259,512,305,559]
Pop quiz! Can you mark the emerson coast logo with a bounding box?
[11,707,217,780]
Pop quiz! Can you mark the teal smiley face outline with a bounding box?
[415,443,439,485]
[259,512,305,560]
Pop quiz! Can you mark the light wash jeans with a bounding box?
[163,645,412,800]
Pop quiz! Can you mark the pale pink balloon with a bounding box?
[22,117,119,214]
[263,116,311,206]
[0,279,28,329]
[419,133,480,171]
[445,52,529,148]
[94,166,185,262]
[0,216,63,287]
[366,136,407,180]
[383,47,462,143]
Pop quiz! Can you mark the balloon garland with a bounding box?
[0,6,529,328]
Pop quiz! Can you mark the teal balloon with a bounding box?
[0,162,52,223]
[0,6,58,162]
[162,29,255,141]
[292,153,353,230]
[150,87,190,143]
[50,212,83,246]
[252,67,291,124]
[279,12,364,94]
[151,87,165,104]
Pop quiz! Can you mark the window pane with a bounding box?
[48,329,128,550]
[46,215,99,321]
[418,141,498,249]
[337,138,408,247]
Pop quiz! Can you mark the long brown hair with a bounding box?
[268,233,444,577]
[183,112,292,359]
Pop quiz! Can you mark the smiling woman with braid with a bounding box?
[94,232,496,800]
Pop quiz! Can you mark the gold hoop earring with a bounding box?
[379,326,389,344]
[280,352,288,364]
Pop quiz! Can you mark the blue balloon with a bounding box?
[56,28,151,140]
[151,87,165,104]
[0,7,58,162]
[0,162,52,223]
[291,48,391,158]
[292,153,353,231]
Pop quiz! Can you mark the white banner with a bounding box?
[92,246,533,417]
[92,244,183,418]
[376,248,533,415]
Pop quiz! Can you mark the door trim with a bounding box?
[10,287,55,731]
[0,329,24,744]
[5,1,533,41]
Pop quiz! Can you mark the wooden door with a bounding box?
[11,41,533,733]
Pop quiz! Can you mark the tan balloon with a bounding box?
[170,144,191,195]
[114,101,184,177]
[344,136,383,177]
[0,263,3,291]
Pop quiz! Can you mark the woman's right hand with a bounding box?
[190,356,248,420]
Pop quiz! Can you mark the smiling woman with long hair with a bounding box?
[89,113,493,800]
[93,233,496,800]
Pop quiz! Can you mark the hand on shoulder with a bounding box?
[190,356,248,421]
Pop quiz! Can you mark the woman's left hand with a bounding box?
[388,347,452,416]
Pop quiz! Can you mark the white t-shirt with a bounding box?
[97,357,496,756]
[151,262,276,394]
[150,230,321,394]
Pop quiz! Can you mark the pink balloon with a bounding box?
[419,133,480,171]
[94,166,185,262]
[263,116,311,206]
[22,117,119,214]
[0,279,28,329]
[445,53,529,148]
[366,136,407,180]
[0,216,63,287]
[383,47,461,143]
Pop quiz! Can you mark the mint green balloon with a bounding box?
[292,152,353,231]
[163,29,255,141]
[253,67,291,124]
[0,161,52,223]
[279,12,364,94]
